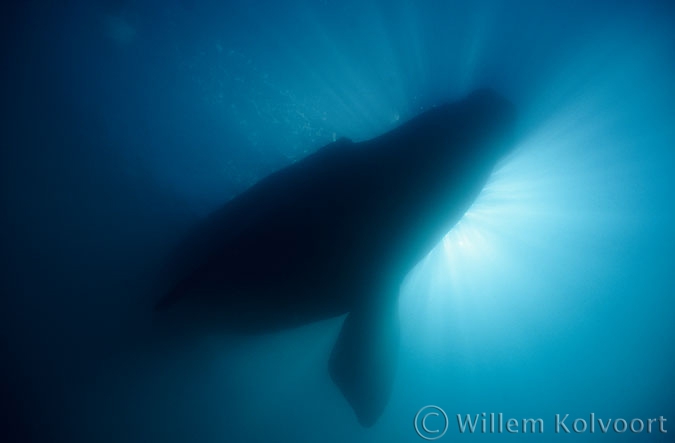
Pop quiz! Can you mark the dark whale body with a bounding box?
[156,89,517,426]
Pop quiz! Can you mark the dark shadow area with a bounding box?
[155,89,517,425]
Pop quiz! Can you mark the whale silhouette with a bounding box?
[155,88,517,427]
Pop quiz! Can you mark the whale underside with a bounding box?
[155,88,517,426]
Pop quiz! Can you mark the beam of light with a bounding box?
[398,20,674,360]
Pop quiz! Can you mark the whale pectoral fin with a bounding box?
[328,302,399,427]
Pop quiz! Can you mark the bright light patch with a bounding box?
[398,30,673,350]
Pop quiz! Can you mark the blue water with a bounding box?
[2,0,674,442]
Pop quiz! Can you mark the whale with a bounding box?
[155,88,517,427]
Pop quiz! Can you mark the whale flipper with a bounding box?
[329,299,400,427]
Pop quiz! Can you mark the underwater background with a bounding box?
[2,0,674,442]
